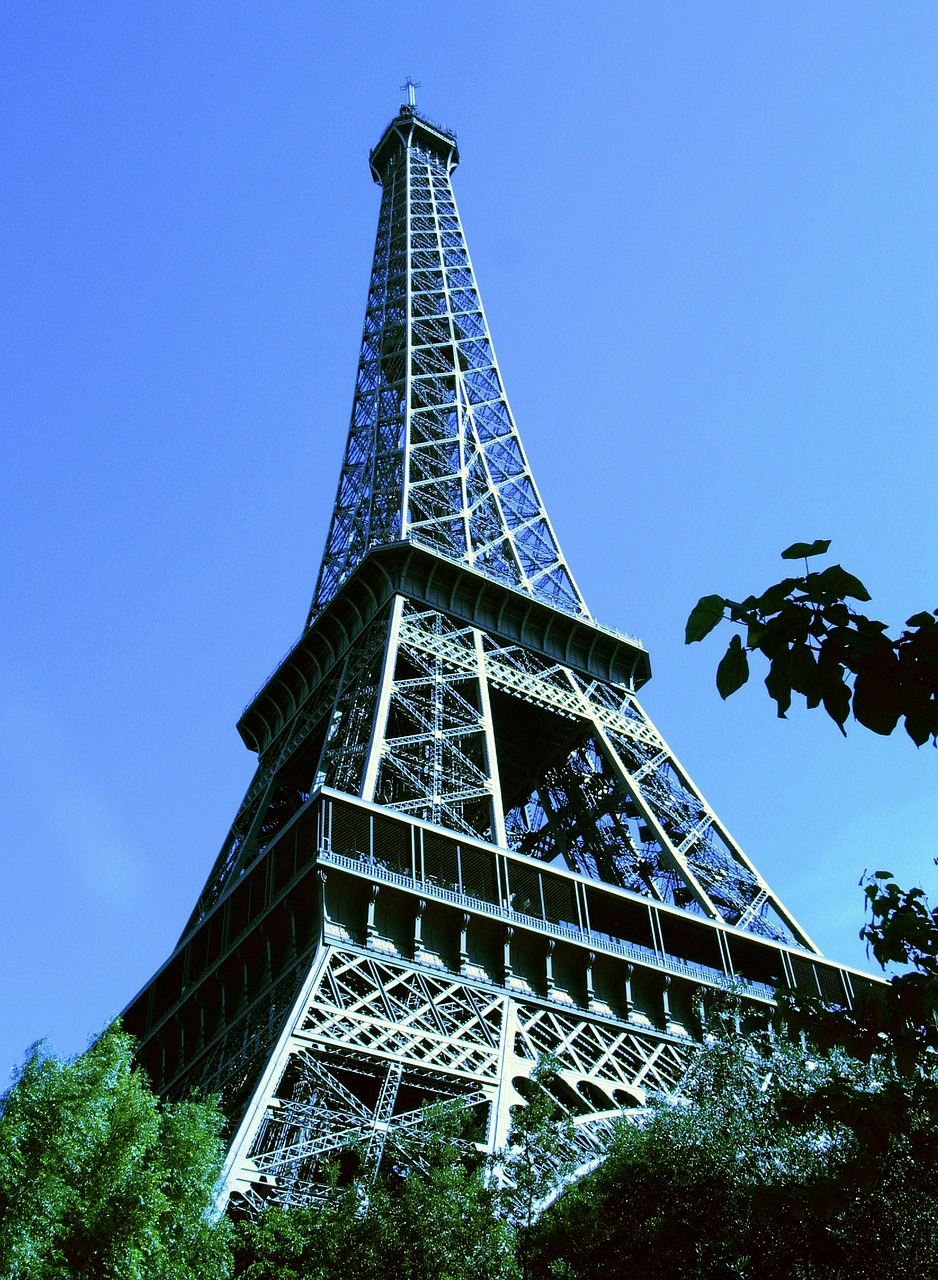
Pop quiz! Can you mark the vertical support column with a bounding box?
[400,143,413,537]
[585,950,596,1010]
[693,986,707,1037]
[319,870,332,943]
[361,595,404,802]
[488,994,520,1155]
[366,884,380,943]
[474,629,507,847]
[413,898,427,960]
[623,963,634,1020]
[503,926,514,985]
[661,975,672,1029]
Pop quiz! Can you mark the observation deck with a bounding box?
[369,105,460,183]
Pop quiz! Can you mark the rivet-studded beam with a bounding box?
[124,785,877,1219]
[239,543,649,760]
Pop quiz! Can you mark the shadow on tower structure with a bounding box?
[123,101,878,1215]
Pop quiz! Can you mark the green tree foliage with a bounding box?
[229,1182,390,1280]
[501,1058,576,1224]
[686,540,938,743]
[498,1058,577,1280]
[228,1017,938,1280]
[773,868,938,1192]
[678,544,938,1271]
[0,1024,231,1280]
[685,542,938,1134]
[525,1014,938,1280]
[231,1104,517,1280]
[386,1107,517,1280]
[767,873,936,1087]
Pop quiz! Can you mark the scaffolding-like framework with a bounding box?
[123,103,877,1215]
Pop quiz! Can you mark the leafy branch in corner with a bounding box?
[686,539,938,744]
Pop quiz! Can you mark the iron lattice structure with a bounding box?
[124,104,876,1215]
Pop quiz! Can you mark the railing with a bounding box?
[317,846,774,1002]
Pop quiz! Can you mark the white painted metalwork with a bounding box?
[310,107,587,623]
[219,942,689,1210]
[123,102,869,1223]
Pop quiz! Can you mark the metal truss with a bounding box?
[181,106,811,948]
[384,603,809,942]
[219,942,689,1213]
[192,586,811,947]
[368,600,499,841]
[124,102,857,1232]
[311,108,586,623]
[183,610,392,932]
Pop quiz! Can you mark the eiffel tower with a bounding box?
[123,99,875,1214]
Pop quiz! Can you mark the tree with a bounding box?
[497,1057,577,1280]
[383,1104,518,1280]
[231,1102,517,1280]
[684,540,938,1064]
[685,540,938,744]
[229,1178,390,1280]
[524,1007,938,1279]
[678,541,938,1273]
[0,1024,231,1280]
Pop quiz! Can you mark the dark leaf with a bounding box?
[853,613,890,635]
[852,670,902,736]
[899,628,938,675]
[772,600,814,647]
[764,649,792,718]
[685,594,727,644]
[825,624,890,664]
[810,564,872,603]
[750,577,802,617]
[716,634,750,699]
[789,643,820,701]
[781,539,831,560]
[906,611,938,629]
[903,703,938,747]
[818,657,851,733]
[752,614,795,659]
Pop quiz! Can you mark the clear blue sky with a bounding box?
[2,3,937,1083]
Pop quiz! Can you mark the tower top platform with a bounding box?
[369,105,460,184]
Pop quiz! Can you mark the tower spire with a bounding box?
[400,76,420,108]
[310,102,588,625]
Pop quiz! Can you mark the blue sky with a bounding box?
[2,3,937,1081]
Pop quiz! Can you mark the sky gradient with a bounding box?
[3,3,937,1082]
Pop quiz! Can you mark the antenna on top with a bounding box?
[401,77,420,108]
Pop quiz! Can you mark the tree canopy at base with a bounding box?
[230,1108,517,1280]
[525,1019,938,1280]
[4,987,938,1279]
[0,1025,231,1280]
[6,819,938,1280]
